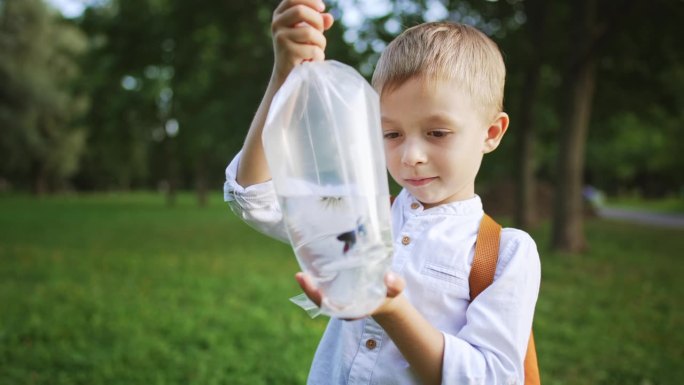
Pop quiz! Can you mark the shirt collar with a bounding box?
[400,190,483,216]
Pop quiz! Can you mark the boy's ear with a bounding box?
[483,112,509,154]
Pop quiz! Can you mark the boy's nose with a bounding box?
[401,139,428,166]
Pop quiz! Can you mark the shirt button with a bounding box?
[365,339,377,350]
[410,202,420,210]
[401,236,411,245]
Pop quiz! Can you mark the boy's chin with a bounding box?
[406,191,442,207]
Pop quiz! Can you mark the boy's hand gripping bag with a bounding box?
[263,60,393,318]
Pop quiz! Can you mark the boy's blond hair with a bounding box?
[372,22,506,120]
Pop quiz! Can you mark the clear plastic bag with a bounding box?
[263,60,393,318]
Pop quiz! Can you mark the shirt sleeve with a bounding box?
[224,151,289,243]
[441,229,541,385]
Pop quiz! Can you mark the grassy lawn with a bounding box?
[604,196,684,214]
[1,193,682,384]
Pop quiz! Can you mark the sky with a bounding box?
[44,0,448,76]
[43,0,446,25]
[44,0,449,52]
[45,0,91,18]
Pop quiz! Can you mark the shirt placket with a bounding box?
[347,199,424,385]
[393,208,421,273]
[347,319,386,385]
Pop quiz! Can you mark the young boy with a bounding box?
[224,0,541,383]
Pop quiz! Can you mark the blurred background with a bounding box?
[1,0,682,384]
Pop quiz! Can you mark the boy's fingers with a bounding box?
[298,45,324,62]
[279,44,324,66]
[312,47,325,62]
[275,0,325,15]
[286,26,326,49]
[281,39,325,63]
[322,13,334,30]
[295,272,323,307]
[275,4,325,31]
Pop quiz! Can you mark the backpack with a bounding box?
[471,214,540,385]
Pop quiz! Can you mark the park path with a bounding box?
[598,207,684,229]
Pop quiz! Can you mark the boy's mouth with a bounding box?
[404,177,437,187]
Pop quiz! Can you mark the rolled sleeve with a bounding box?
[441,230,541,385]
[224,151,289,243]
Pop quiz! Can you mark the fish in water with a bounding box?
[336,220,367,254]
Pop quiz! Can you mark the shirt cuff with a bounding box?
[441,332,487,385]
[224,150,276,207]
[223,150,288,243]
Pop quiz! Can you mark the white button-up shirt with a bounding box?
[225,152,541,385]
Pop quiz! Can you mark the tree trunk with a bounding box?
[514,70,540,230]
[195,155,208,207]
[514,0,546,230]
[552,0,597,252]
[32,161,48,196]
[165,137,178,207]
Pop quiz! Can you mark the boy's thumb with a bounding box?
[322,13,334,30]
[385,272,405,298]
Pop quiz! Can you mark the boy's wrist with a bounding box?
[372,294,406,320]
[269,69,288,91]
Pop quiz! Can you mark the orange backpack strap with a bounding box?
[469,214,502,299]
[524,331,540,385]
[470,214,541,385]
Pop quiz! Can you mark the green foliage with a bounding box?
[586,109,682,194]
[73,0,361,192]
[2,0,682,198]
[1,193,682,384]
[585,0,684,196]
[0,0,88,193]
[75,0,178,189]
[342,0,684,198]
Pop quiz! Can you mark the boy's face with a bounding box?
[380,77,492,209]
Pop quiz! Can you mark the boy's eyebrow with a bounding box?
[381,113,463,128]
[380,116,400,126]
[422,113,460,127]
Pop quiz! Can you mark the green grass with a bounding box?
[0,192,326,385]
[530,220,683,385]
[605,196,684,214]
[1,193,682,384]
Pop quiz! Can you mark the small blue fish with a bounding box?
[336,220,366,254]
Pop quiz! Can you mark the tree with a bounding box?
[0,0,87,193]
[551,0,599,252]
[586,0,684,198]
[76,0,172,192]
[155,0,355,205]
[551,0,637,252]
[73,0,360,205]
[511,0,547,230]
[167,1,275,206]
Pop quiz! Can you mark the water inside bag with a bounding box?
[262,60,394,317]
[280,194,392,317]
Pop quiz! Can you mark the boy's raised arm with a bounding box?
[236,0,334,187]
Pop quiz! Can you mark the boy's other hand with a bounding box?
[294,271,406,320]
[372,272,406,316]
[294,271,323,307]
[271,0,334,85]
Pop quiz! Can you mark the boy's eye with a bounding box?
[383,132,400,139]
[428,130,451,138]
